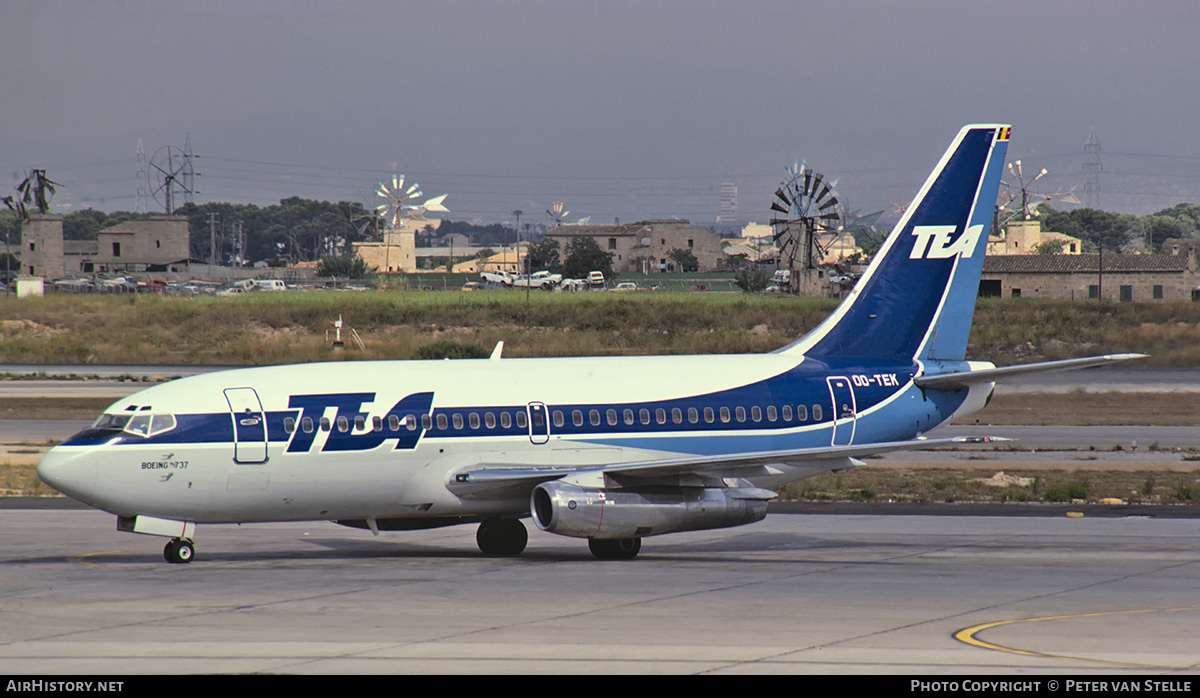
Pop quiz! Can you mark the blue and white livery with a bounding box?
[38,125,1141,562]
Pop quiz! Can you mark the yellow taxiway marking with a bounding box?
[955,608,1200,669]
[72,550,135,566]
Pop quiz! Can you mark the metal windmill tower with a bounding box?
[768,159,841,294]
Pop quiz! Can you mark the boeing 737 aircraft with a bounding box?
[38,125,1141,563]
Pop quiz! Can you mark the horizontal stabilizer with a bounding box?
[915,353,1148,391]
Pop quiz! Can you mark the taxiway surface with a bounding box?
[2,508,1198,674]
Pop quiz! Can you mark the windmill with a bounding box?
[375,174,448,230]
[3,169,61,220]
[147,142,196,214]
[546,201,571,228]
[769,159,842,291]
[999,159,1051,223]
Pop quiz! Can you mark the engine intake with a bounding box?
[531,480,770,540]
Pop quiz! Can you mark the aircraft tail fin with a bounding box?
[776,124,1010,363]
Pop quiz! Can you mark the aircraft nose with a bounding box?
[37,446,98,503]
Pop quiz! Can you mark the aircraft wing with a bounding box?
[449,435,1003,495]
[915,353,1147,391]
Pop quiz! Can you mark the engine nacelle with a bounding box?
[531,480,770,540]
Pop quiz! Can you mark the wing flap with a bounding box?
[448,436,998,497]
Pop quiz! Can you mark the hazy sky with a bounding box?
[4,1,1199,228]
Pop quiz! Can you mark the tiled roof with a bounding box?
[982,254,1191,274]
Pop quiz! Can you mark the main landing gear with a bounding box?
[163,538,195,564]
[588,537,641,561]
[476,517,528,556]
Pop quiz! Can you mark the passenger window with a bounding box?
[719,407,731,423]
[751,406,762,423]
[436,414,448,430]
[302,417,314,433]
[782,405,793,421]
[812,404,823,421]
[469,413,480,429]
[406,415,418,431]
[552,411,563,428]
[284,417,296,433]
[500,412,511,429]
[389,415,401,431]
[655,408,666,425]
[337,416,349,433]
[640,409,651,425]
[688,407,698,424]
[590,410,601,426]
[797,405,807,421]
[704,407,714,423]
[735,406,746,423]
[515,411,527,428]
[671,408,682,424]
[487,412,498,429]
[573,410,584,427]
[320,417,331,432]
[624,409,635,425]
[766,405,777,422]
[607,409,618,426]
[422,414,433,430]
[354,415,365,431]
[373,416,383,432]
[452,414,464,430]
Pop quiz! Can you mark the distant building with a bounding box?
[988,219,1083,255]
[21,215,191,278]
[545,220,725,273]
[981,249,1199,302]
[718,183,738,225]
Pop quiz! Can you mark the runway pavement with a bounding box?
[1,509,1198,674]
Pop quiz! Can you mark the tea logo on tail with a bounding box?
[909,224,986,259]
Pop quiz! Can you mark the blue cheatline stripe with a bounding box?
[56,358,966,455]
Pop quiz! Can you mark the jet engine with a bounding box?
[530,480,773,540]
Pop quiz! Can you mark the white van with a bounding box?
[254,280,287,292]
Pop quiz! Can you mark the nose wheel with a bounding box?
[164,538,195,564]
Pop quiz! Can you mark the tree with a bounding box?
[734,270,770,293]
[526,238,561,273]
[1034,239,1066,255]
[317,252,374,279]
[562,236,613,279]
[666,247,699,272]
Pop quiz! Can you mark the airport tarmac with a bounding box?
[2,508,1199,675]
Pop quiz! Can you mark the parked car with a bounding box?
[587,271,606,288]
[614,282,639,292]
[461,282,482,292]
[514,270,563,289]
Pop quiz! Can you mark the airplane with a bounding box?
[37,124,1142,564]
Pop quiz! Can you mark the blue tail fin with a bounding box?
[777,124,1010,363]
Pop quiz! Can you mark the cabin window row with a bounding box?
[281,403,827,435]
[559,404,822,428]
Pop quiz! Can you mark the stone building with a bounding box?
[546,220,725,273]
[980,251,1199,302]
[20,215,65,279]
[988,219,1083,255]
[21,215,191,277]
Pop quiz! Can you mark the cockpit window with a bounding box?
[93,414,131,430]
[120,413,177,438]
